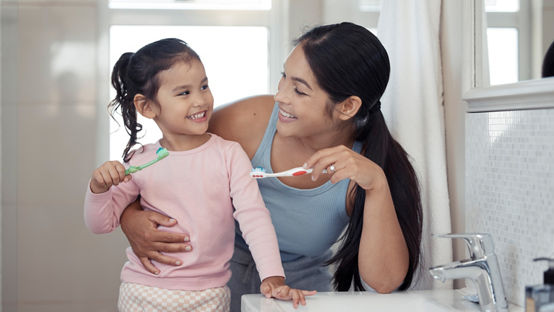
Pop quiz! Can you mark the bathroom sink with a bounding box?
[241,289,485,312]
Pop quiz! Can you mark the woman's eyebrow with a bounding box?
[291,76,312,90]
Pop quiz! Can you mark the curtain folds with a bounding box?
[377,0,453,289]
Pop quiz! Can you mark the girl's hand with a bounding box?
[90,160,130,194]
[120,200,192,275]
[304,145,387,191]
[260,276,317,308]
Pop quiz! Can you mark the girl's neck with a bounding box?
[159,133,211,151]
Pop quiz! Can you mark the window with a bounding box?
[102,1,283,160]
[485,0,531,85]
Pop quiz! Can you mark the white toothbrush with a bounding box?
[250,166,327,179]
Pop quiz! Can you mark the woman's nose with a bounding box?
[274,83,289,104]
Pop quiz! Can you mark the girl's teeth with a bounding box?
[188,111,206,120]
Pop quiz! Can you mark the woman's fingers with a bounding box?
[148,250,184,266]
[139,256,160,275]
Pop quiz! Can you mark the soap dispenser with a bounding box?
[526,257,554,312]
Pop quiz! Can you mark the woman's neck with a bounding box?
[280,124,356,154]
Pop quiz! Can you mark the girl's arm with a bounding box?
[304,145,409,293]
[84,160,137,233]
[226,142,316,307]
[119,95,275,272]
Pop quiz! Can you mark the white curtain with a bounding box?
[377,0,453,289]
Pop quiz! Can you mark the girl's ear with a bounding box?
[336,95,362,121]
[134,94,156,119]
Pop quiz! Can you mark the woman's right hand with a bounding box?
[120,200,192,275]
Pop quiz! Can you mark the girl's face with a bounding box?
[153,59,214,140]
[274,45,337,139]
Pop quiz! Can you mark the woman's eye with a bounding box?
[281,71,286,79]
[294,88,307,96]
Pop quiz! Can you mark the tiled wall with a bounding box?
[466,107,554,306]
[1,1,128,311]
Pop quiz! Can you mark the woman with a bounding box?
[119,22,422,311]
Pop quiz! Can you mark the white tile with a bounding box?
[16,4,97,104]
[466,109,554,306]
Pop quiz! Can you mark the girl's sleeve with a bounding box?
[226,142,285,281]
[83,177,140,234]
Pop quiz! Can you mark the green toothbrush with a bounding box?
[125,147,170,175]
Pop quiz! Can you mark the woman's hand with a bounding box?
[120,200,192,275]
[304,145,387,191]
[260,276,317,308]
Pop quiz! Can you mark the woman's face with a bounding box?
[274,44,338,139]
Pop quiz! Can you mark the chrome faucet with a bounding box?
[429,233,508,312]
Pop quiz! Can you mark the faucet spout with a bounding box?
[429,234,508,312]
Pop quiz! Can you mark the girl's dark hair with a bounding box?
[109,38,200,161]
[296,22,422,291]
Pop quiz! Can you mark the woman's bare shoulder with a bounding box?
[209,95,275,158]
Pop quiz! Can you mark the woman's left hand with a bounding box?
[304,145,386,191]
[260,276,317,308]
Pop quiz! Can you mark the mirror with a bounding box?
[484,0,554,85]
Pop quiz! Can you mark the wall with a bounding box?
[464,78,554,306]
[1,0,128,311]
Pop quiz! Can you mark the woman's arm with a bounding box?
[305,145,409,293]
[119,200,191,274]
[357,175,409,293]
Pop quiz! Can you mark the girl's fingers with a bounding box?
[98,169,112,189]
[260,283,272,298]
[107,164,122,185]
[291,290,300,308]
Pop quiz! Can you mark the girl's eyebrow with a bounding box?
[171,77,208,92]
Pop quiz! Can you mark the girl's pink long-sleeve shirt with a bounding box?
[84,134,284,290]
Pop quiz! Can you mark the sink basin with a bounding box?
[241,289,484,312]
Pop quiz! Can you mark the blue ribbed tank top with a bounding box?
[235,103,363,262]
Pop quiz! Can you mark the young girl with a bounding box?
[84,38,314,311]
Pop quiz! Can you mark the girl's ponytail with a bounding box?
[109,52,142,162]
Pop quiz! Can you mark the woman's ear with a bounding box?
[336,95,362,121]
[134,94,156,119]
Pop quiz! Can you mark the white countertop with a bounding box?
[241,289,524,312]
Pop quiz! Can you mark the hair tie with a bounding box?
[369,100,381,113]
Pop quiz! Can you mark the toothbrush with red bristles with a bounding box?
[250,166,327,179]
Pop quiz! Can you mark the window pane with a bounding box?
[359,0,381,12]
[110,0,271,10]
[485,0,519,12]
[487,28,519,85]
[108,25,269,160]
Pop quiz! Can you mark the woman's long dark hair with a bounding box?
[296,22,422,291]
[109,38,200,161]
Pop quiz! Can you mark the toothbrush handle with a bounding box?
[125,166,140,175]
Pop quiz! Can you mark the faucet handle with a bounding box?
[436,233,496,259]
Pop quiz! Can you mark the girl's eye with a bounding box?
[201,84,209,91]
[179,90,190,96]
